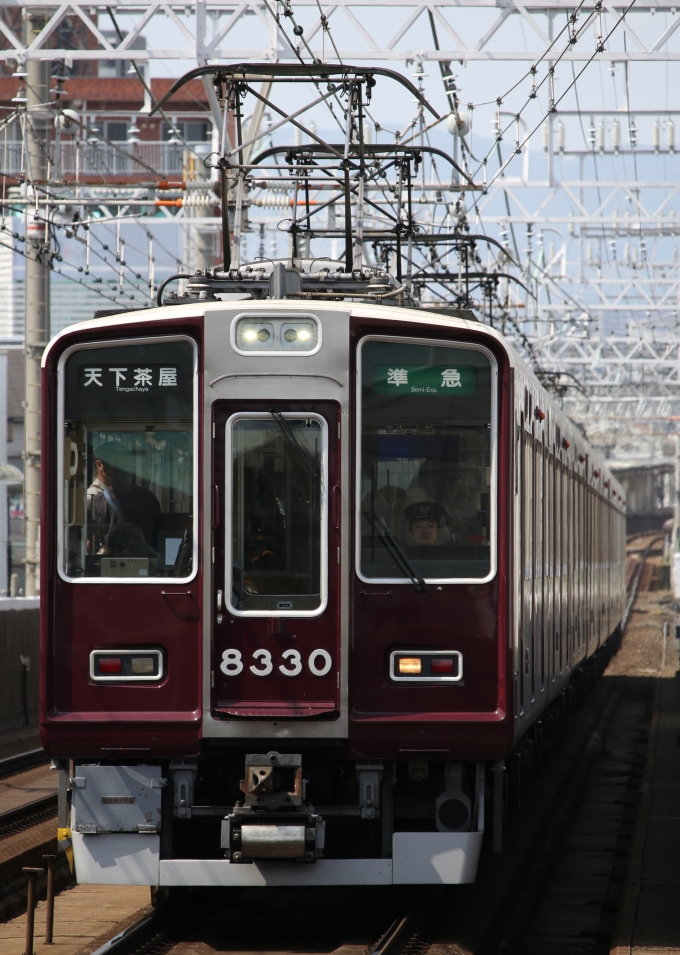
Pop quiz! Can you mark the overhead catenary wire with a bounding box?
[479,0,640,192]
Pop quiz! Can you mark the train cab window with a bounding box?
[58,337,196,581]
[358,337,496,584]
[227,413,327,616]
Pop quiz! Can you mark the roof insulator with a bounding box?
[562,437,571,449]
[534,407,546,421]
[579,454,586,463]
[594,468,601,478]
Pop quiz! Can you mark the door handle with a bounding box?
[212,485,220,529]
[332,485,340,532]
[216,589,223,612]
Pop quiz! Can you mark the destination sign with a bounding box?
[371,364,477,396]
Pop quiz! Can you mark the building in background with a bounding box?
[0,69,220,340]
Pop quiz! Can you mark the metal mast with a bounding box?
[24,7,50,596]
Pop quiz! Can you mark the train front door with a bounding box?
[211,400,341,719]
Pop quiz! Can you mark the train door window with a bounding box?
[357,337,497,584]
[226,413,327,615]
[58,337,197,582]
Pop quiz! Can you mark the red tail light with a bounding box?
[430,658,455,674]
[98,657,122,674]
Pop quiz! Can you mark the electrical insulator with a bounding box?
[294,127,302,147]
[182,194,214,208]
[669,208,677,236]
[596,121,605,153]
[612,121,620,152]
[586,242,593,265]
[568,212,575,237]
[588,119,596,149]
[624,242,630,264]
[668,120,675,154]
[629,121,637,147]
[652,120,660,153]
[549,241,555,261]
[250,194,294,209]
[557,121,565,153]
[363,123,371,144]
[542,121,549,153]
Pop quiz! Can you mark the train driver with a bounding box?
[402,458,478,544]
[404,501,448,547]
[87,442,161,555]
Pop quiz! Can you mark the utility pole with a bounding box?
[24,9,50,596]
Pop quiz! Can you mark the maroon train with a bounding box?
[40,299,626,887]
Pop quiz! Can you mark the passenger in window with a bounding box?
[404,502,448,547]
[403,458,479,544]
[87,442,161,554]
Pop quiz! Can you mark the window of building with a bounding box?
[104,121,129,142]
[162,121,211,142]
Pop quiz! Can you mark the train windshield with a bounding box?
[59,338,196,581]
[358,337,496,583]
[228,413,327,615]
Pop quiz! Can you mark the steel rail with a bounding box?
[90,911,161,955]
[0,794,59,842]
[0,749,47,781]
[622,536,664,634]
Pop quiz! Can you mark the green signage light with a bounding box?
[371,364,477,396]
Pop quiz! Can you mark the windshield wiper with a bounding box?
[270,408,317,479]
[363,510,429,593]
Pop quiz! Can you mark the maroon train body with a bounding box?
[40,301,625,887]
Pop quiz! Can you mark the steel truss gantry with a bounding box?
[0,0,679,65]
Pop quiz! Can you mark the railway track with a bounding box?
[0,748,66,923]
[0,793,58,842]
[0,748,57,843]
[81,888,414,955]
[0,749,47,782]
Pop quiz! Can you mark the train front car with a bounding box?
[40,301,626,889]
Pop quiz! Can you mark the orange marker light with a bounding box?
[131,657,156,675]
[398,657,422,675]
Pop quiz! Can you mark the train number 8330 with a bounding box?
[220,648,333,677]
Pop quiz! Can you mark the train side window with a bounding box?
[357,337,497,584]
[58,337,197,582]
[226,413,327,616]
